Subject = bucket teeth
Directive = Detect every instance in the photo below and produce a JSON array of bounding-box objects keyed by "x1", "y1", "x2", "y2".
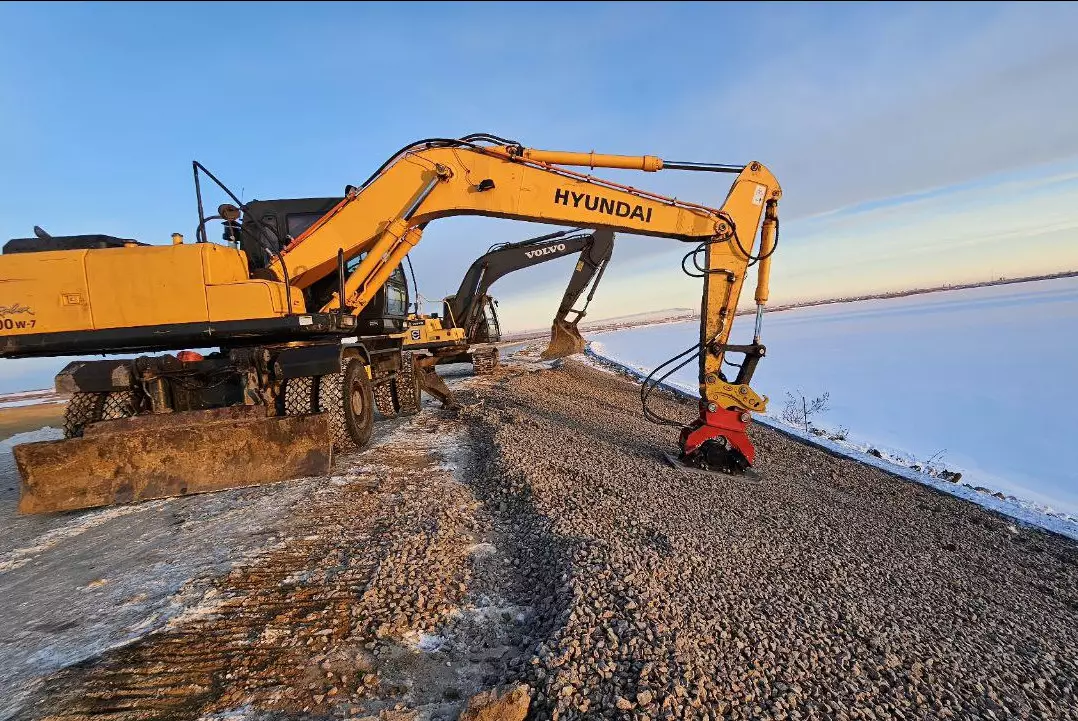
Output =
[{"x1": 540, "y1": 319, "x2": 587, "y2": 360}]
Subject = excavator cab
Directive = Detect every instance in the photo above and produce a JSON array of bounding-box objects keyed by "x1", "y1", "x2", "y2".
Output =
[{"x1": 239, "y1": 198, "x2": 410, "y2": 335}]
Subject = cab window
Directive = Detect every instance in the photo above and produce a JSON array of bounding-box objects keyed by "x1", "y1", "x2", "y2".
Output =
[
  {"x1": 386, "y1": 285, "x2": 407, "y2": 315},
  {"x1": 286, "y1": 212, "x2": 326, "y2": 240},
  {"x1": 346, "y1": 252, "x2": 367, "y2": 274}
]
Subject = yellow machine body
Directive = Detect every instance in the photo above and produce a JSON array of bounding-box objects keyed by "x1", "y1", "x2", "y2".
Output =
[
  {"x1": 0, "y1": 242, "x2": 303, "y2": 337},
  {"x1": 398, "y1": 314, "x2": 466, "y2": 349}
]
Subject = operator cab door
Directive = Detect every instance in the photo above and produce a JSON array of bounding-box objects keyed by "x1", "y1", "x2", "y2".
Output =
[
  {"x1": 240, "y1": 197, "x2": 340, "y2": 273},
  {"x1": 347, "y1": 254, "x2": 409, "y2": 334},
  {"x1": 472, "y1": 297, "x2": 501, "y2": 343}
]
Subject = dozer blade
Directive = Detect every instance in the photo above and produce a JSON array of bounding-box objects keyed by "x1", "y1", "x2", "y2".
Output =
[
  {"x1": 15, "y1": 406, "x2": 332, "y2": 515},
  {"x1": 540, "y1": 318, "x2": 587, "y2": 360}
]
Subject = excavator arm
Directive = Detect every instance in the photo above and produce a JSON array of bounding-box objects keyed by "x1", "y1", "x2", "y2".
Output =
[
  {"x1": 443, "y1": 227, "x2": 614, "y2": 354},
  {"x1": 539, "y1": 228, "x2": 614, "y2": 359},
  {"x1": 270, "y1": 136, "x2": 781, "y2": 472}
]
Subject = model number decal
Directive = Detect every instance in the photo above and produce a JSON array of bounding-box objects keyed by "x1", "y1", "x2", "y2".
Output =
[
  {"x1": 554, "y1": 188, "x2": 653, "y2": 223},
  {"x1": 0, "y1": 303, "x2": 34, "y2": 318},
  {"x1": 0, "y1": 304, "x2": 35, "y2": 332}
]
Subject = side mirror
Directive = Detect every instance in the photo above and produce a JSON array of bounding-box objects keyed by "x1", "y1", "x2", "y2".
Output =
[{"x1": 218, "y1": 204, "x2": 241, "y2": 222}]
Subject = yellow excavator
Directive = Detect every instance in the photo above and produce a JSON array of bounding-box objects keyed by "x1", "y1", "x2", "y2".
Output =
[{"x1": 0, "y1": 133, "x2": 780, "y2": 514}]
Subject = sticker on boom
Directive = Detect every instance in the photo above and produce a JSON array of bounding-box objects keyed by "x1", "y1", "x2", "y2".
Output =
[
  {"x1": 524, "y1": 243, "x2": 566, "y2": 259},
  {"x1": 554, "y1": 189, "x2": 653, "y2": 223}
]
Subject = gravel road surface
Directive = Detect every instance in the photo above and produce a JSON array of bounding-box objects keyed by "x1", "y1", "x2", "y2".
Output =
[{"x1": 3, "y1": 351, "x2": 1076, "y2": 720}]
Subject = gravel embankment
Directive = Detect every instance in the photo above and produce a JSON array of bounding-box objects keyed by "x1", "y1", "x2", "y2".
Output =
[
  {"x1": 7, "y1": 355, "x2": 1078, "y2": 720},
  {"x1": 461, "y1": 359, "x2": 1078, "y2": 720}
]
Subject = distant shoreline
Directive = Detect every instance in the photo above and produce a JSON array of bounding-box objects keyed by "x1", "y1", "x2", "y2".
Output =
[
  {"x1": 502, "y1": 270, "x2": 1078, "y2": 340},
  {"x1": 751, "y1": 269, "x2": 1078, "y2": 317}
]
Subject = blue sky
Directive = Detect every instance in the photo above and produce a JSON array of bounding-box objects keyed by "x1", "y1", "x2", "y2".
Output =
[{"x1": 1, "y1": 2, "x2": 1077, "y2": 388}]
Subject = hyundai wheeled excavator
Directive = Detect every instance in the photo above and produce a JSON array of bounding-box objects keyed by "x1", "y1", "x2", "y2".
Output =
[{"x1": 0, "y1": 133, "x2": 780, "y2": 514}]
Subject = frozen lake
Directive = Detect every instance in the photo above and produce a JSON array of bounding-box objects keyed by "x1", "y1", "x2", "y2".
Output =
[{"x1": 592, "y1": 277, "x2": 1078, "y2": 517}]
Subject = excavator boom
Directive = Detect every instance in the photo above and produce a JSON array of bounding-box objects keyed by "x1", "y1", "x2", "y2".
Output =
[{"x1": 270, "y1": 136, "x2": 781, "y2": 471}]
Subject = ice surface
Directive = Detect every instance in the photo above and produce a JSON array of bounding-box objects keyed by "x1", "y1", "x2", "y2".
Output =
[
  {"x1": 0, "y1": 426, "x2": 324, "y2": 720},
  {"x1": 592, "y1": 277, "x2": 1078, "y2": 519},
  {"x1": 0, "y1": 389, "x2": 63, "y2": 410}
]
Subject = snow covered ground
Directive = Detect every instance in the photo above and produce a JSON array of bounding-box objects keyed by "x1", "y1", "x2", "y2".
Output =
[
  {"x1": 0, "y1": 389, "x2": 65, "y2": 410},
  {"x1": 590, "y1": 276, "x2": 1078, "y2": 522}
]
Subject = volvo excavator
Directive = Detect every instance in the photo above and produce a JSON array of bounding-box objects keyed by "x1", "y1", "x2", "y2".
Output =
[
  {"x1": 444, "y1": 227, "x2": 614, "y2": 360},
  {"x1": 0, "y1": 133, "x2": 780, "y2": 514},
  {"x1": 407, "y1": 226, "x2": 615, "y2": 377}
]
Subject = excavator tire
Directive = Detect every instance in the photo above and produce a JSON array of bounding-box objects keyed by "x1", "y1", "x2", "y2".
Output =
[
  {"x1": 63, "y1": 392, "x2": 105, "y2": 438},
  {"x1": 101, "y1": 391, "x2": 137, "y2": 421},
  {"x1": 373, "y1": 379, "x2": 397, "y2": 419},
  {"x1": 472, "y1": 347, "x2": 499, "y2": 376},
  {"x1": 316, "y1": 369, "x2": 353, "y2": 452},
  {"x1": 344, "y1": 359, "x2": 374, "y2": 448},
  {"x1": 283, "y1": 376, "x2": 316, "y2": 416},
  {"x1": 317, "y1": 360, "x2": 373, "y2": 451},
  {"x1": 393, "y1": 352, "x2": 422, "y2": 416}
]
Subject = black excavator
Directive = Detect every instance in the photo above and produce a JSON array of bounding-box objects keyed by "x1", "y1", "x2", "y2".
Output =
[{"x1": 434, "y1": 227, "x2": 615, "y2": 367}]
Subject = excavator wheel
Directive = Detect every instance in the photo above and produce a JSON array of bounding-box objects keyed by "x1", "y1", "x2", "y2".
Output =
[
  {"x1": 283, "y1": 376, "x2": 316, "y2": 416},
  {"x1": 343, "y1": 360, "x2": 375, "y2": 448},
  {"x1": 101, "y1": 391, "x2": 137, "y2": 420},
  {"x1": 63, "y1": 392, "x2": 105, "y2": 438},
  {"x1": 393, "y1": 352, "x2": 422, "y2": 416},
  {"x1": 472, "y1": 347, "x2": 499, "y2": 376},
  {"x1": 62, "y1": 390, "x2": 134, "y2": 438},
  {"x1": 317, "y1": 359, "x2": 374, "y2": 452},
  {"x1": 316, "y1": 369, "x2": 353, "y2": 452},
  {"x1": 373, "y1": 379, "x2": 397, "y2": 419}
]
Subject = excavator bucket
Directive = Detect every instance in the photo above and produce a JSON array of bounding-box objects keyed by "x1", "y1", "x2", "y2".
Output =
[
  {"x1": 15, "y1": 406, "x2": 332, "y2": 515},
  {"x1": 540, "y1": 318, "x2": 587, "y2": 359}
]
